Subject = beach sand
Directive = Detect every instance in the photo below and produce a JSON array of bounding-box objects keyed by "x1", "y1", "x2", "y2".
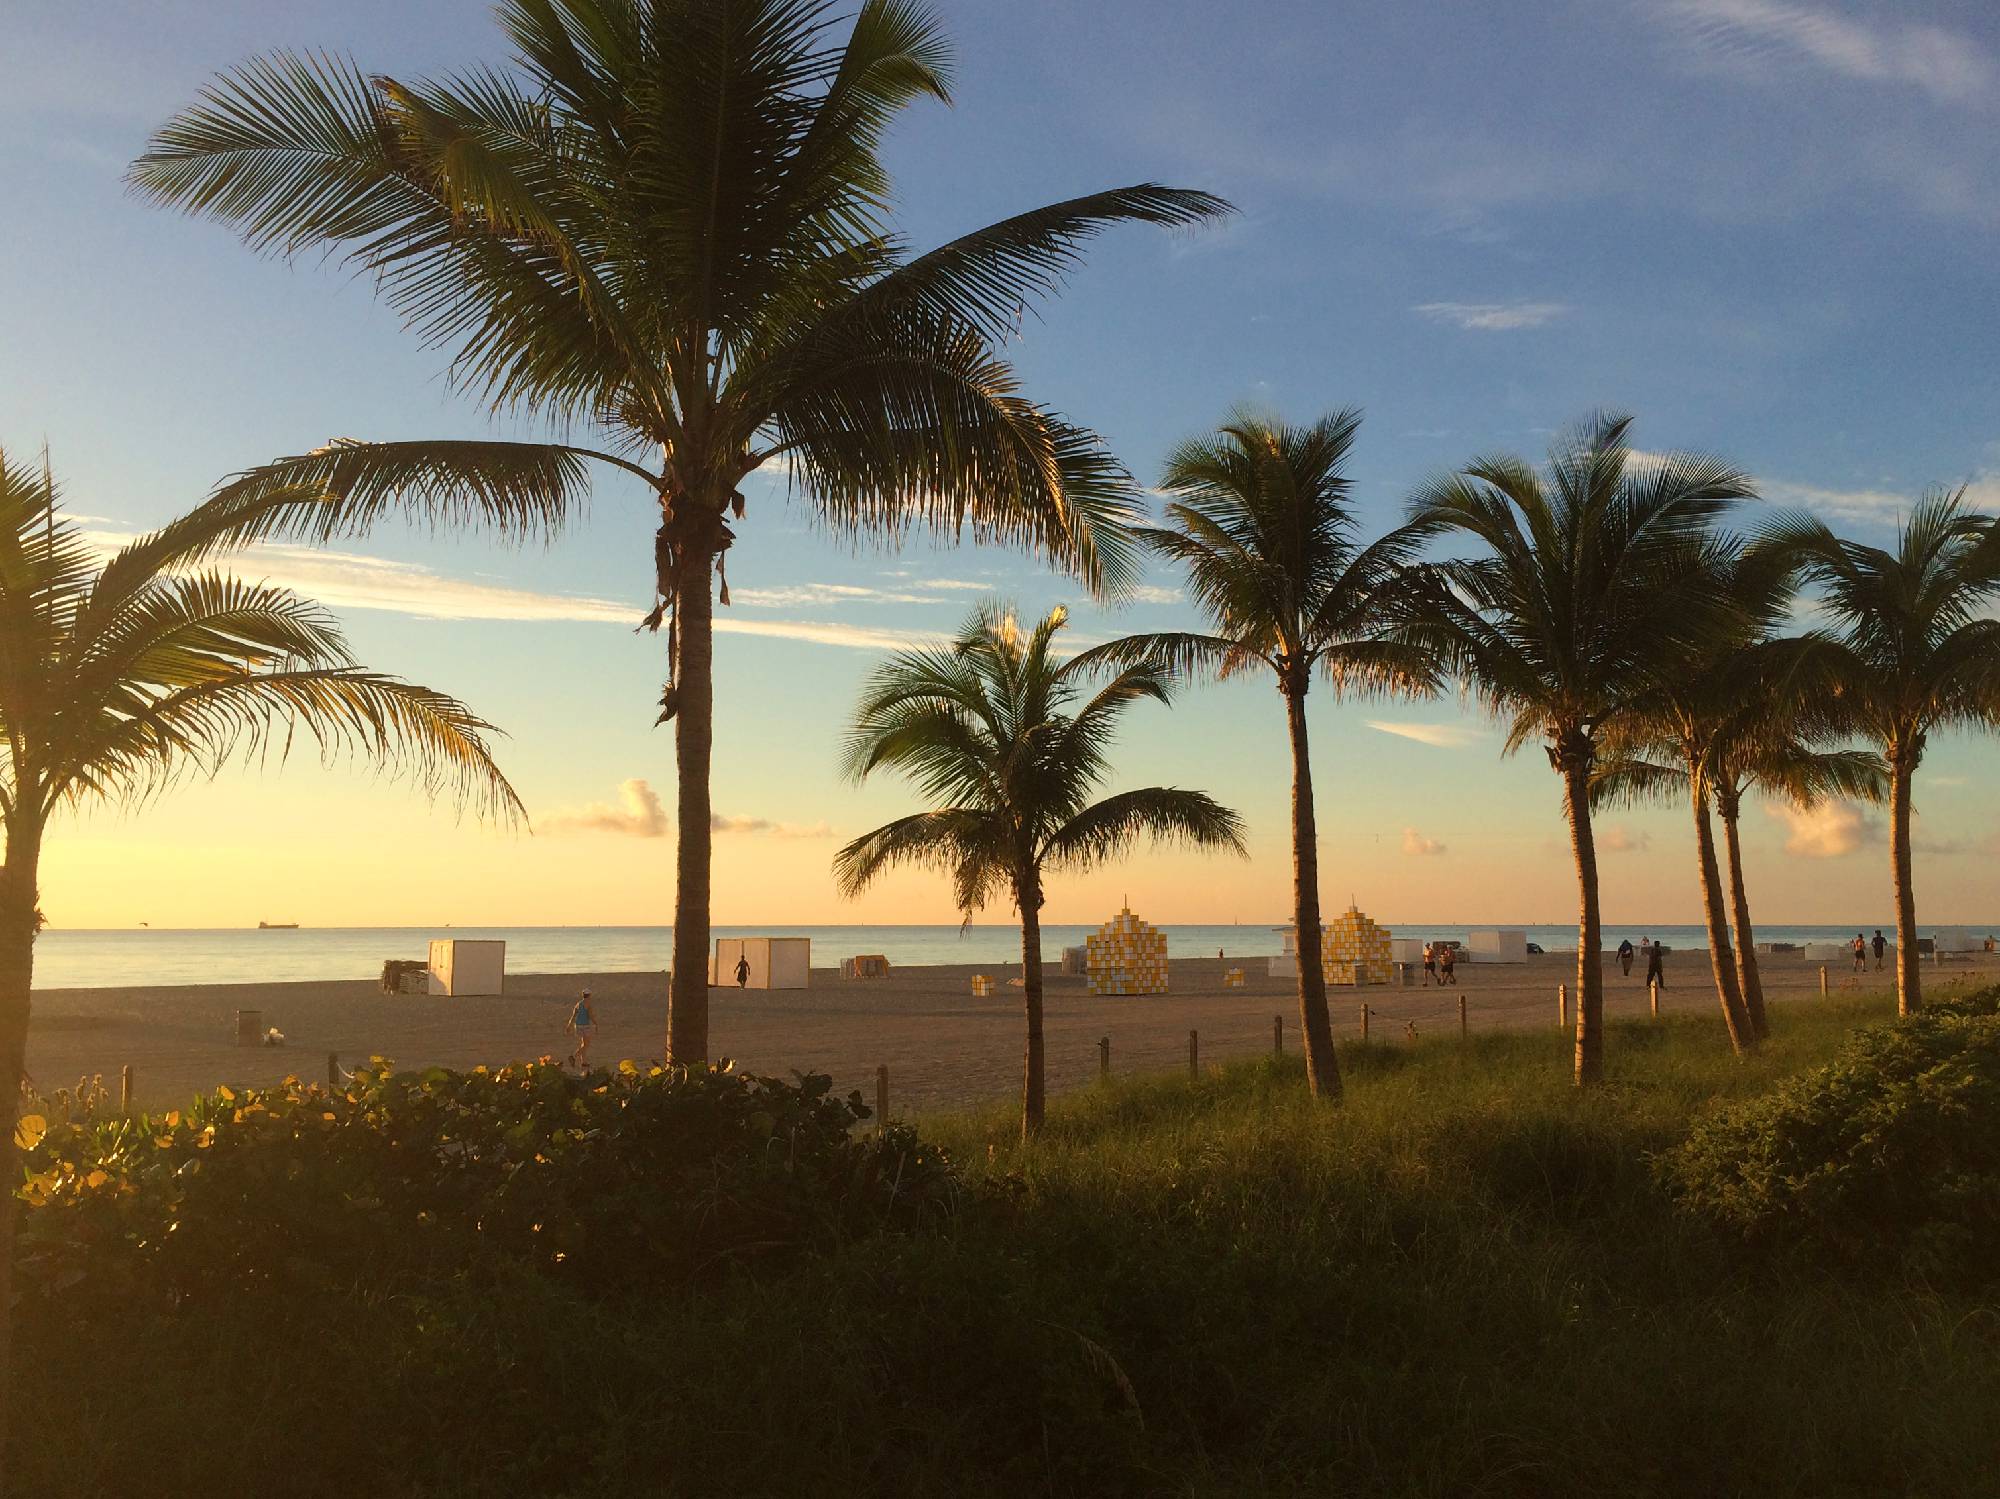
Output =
[{"x1": 27, "y1": 950, "x2": 1998, "y2": 1117}]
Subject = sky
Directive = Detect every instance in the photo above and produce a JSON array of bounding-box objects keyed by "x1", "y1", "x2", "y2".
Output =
[{"x1": 5, "y1": 0, "x2": 1999, "y2": 931}]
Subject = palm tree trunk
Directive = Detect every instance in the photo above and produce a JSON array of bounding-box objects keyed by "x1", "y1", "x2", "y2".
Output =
[
  {"x1": 1282, "y1": 681, "x2": 1341, "y2": 1102},
  {"x1": 1558, "y1": 742, "x2": 1605, "y2": 1087},
  {"x1": 1690, "y1": 777, "x2": 1753, "y2": 1053},
  {"x1": 1889, "y1": 746, "x2": 1921, "y2": 1016},
  {"x1": 0, "y1": 823, "x2": 45, "y2": 1462},
  {"x1": 1717, "y1": 793, "x2": 1768, "y2": 1039},
  {"x1": 1019, "y1": 871, "x2": 1046, "y2": 1139},
  {"x1": 667, "y1": 527, "x2": 718, "y2": 1065}
]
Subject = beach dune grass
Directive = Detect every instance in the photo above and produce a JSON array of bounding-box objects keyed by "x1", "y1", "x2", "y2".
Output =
[{"x1": 14, "y1": 997, "x2": 1999, "y2": 1497}]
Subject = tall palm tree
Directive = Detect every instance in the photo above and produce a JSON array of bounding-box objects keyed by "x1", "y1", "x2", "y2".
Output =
[
  {"x1": 1756, "y1": 491, "x2": 2000, "y2": 1014},
  {"x1": 130, "y1": 0, "x2": 1230, "y2": 1066},
  {"x1": 1072, "y1": 410, "x2": 1435, "y2": 1101},
  {"x1": 1402, "y1": 414, "x2": 1751, "y2": 1085},
  {"x1": 833, "y1": 603, "x2": 1244, "y2": 1137},
  {"x1": 0, "y1": 446, "x2": 518, "y2": 1457}
]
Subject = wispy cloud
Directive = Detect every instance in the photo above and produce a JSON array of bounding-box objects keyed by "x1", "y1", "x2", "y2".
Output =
[
  {"x1": 1597, "y1": 824, "x2": 1651, "y2": 854},
  {"x1": 542, "y1": 779, "x2": 670, "y2": 838},
  {"x1": 730, "y1": 581, "x2": 931, "y2": 607},
  {"x1": 542, "y1": 779, "x2": 836, "y2": 838},
  {"x1": 1928, "y1": 775, "x2": 1968, "y2": 788},
  {"x1": 1401, "y1": 827, "x2": 1447, "y2": 857},
  {"x1": 1125, "y1": 584, "x2": 1182, "y2": 605},
  {"x1": 1655, "y1": 0, "x2": 1995, "y2": 107},
  {"x1": 713, "y1": 618, "x2": 949, "y2": 652},
  {"x1": 1414, "y1": 300, "x2": 1568, "y2": 332},
  {"x1": 1759, "y1": 478, "x2": 1909, "y2": 525},
  {"x1": 1364, "y1": 720, "x2": 1484, "y2": 749},
  {"x1": 1764, "y1": 798, "x2": 1878, "y2": 857}
]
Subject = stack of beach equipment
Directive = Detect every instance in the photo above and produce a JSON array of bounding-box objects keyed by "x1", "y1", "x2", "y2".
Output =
[
  {"x1": 1322, "y1": 905, "x2": 1394, "y2": 986},
  {"x1": 970, "y1": 973, "x2": 996, "y2": 997},
  {"x1": 1223, "y1": 967, "x2": 1246, "y2": 988},
  {"x1": 1086, "y1": 907, "x2": 1169, "y2": 995},
  {"x1": 840, "y1": 954, "x2": 890, "y2": 979}
]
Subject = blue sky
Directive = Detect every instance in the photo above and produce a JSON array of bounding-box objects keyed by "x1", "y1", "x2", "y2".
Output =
[{"x1": 6, "y1": 0, "x2": 1998, "y2": 928}]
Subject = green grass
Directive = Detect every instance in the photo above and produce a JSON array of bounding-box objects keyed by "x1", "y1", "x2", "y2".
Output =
[{"x1": 16, "y1": 993, "x2": 2000, "y2": 1498}]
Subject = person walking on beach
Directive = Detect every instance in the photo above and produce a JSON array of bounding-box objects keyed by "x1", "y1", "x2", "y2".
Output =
[
  {"x1": 1617, "y1": 938, "x2": 1635, "y2": 978},
  {"x1": 1422, "y1": 942, "x2": 1437, "y2": 985},
  {"x1": 1852, "y1": 933, "x2": 1867, "y2": 973},
  {"x1": 1439, "y1": 944, "x2": 1457, "y2": 986},
  {"x1": 566, "y1": 989, "x2": 596, "y2": 1070},
  {"x1": 734, "y1": 953, "x2": 751, "y2": 988},
  {"x1": 1644, "y1": 939, "x2": 1665, "y2": 989},
  {"x1": 1872, "y1": 929, "x2": 1886, "y2": 971}
]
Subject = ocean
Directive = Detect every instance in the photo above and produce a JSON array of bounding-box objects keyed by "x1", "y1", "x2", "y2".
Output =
[{"x1": 33, "y1": 920, "x2": 1992, "y2": 990}]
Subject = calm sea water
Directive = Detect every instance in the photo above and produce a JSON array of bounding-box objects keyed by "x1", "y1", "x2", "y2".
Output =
[{"x1": 33, "y1": 920, "x2": 1992, "y2": 990}]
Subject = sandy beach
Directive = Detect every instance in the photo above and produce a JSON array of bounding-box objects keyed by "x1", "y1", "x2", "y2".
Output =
[{"x1": 27, "y1": 948, "x2": 1998, "y2": 1116}]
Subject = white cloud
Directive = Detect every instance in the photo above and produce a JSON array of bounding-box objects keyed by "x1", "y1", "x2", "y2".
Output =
[
  {"x1": 730, "y1": 581, "x2": 931, "y2": 607},
  {"x1": 1759, "y1": 478, "x2": 1909, "y2": 525},
  {"x1": 1763, "y1": 798, "x2": 1879, "y2": 857},
  {"x1": 1125, "y1": 584, "x2": 1182, "y2": 605},
  {"x1": 710, "y1": 814, "x2": 836, "y2": 839},
  {"x1": 1656, "y1": 0, "x2": 1994, "y2": 107},
  {"x1": 1929, "y1": 775, "x2": 1967, "y2": 788},
  {"x1": 542, "y1": 778, "x2": 670, "y2": 838},
  {"x1": 1413, "y1": 301, "x2": 1568, "y2": 332},
  {"x1": 712, "y1": 617, "x2": 949, "y2": 652},
  {"x1": 1364, "y1": 720, "x2": 1483, "y2": 749},
  {"x1": 1401, "y1": 826, "x2": 1446, "y2": 857},
  {"x1": 1597, "y1": 824, "x2": 1650, "y2": 854}
]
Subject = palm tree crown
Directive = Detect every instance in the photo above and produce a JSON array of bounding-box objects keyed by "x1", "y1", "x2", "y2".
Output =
[
  {"x1": 836, "y1": 603, "x2": 1243, "y2": 1134},
  {"x1": 1074, "y1": 409, "x2": 1436, "y2": 1100},
  {"x1": 1404, "y1": 412, "x2": 1753, "y2": 1083},
  {"x1": 130, "y1": 0, "x2": 1232, "y2": 1062}
]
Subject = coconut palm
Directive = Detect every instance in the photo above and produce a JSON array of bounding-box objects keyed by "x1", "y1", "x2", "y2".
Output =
[
  {"x1": 833, "y1": 603, "x2": 1244, "y2": 1137},
  {"x1": 1070, "y1": 410, "x2": 1436, "y2": 1101},
  {"x1": 0, "y1": 446, "x2": 518, "y2": 1455},
  {"x1": 1755, "y1": 491, "x2": 2000, "y2": 1014},
  {"x1": 1402, "y1": 414, "x2": 1751, "y2": 1085},
  {"x1": 131, "y1": 0, "x2": 1230, "y2": 1066}
]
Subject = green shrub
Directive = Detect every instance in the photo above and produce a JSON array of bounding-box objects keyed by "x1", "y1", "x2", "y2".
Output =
[
  {"x1": 12, "y1": 1058, "x2": 958, "y2": 1307},
  {"x1": 1666, "y1": 987, "x2": 2000, "y2": 1282}
]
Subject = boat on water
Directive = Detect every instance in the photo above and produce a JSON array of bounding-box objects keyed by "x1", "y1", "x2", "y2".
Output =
[{"x1": 257, "y1": 921, "x2": 300, "y2": 930}]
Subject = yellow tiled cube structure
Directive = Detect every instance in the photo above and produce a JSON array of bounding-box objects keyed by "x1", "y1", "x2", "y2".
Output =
[
  {"x1": 970, "y1": 974, "x2": 995, "y2": 997},
  {"x1": 1086, "y1": 907, "x2": 1168, "y2": 995},
  {"x1": 1322, "y1": 905, "x2": 1394, "y2": 985},
  {"x1": 1223, "y1": 967, "x2": 1246, "y2": 988}
]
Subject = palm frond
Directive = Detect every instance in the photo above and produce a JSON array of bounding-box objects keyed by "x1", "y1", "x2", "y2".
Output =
[{"x1": 1039, "y1": 787, "x2": 1245, "y2": 873}]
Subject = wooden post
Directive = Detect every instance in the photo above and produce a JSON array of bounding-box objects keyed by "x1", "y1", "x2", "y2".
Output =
[
  {"x1": 1458, "y1": 993, "x2": 1467, "y2": 1037},
  {"x1": 1818, "y1": 964, "x2": 1828, "y2": 998},
  {"x1": 875, "y1": 1063, "x2": 889, "y2": 1129},
  {"x1": 119, "y1": 1064, "x2": 133, "y2": 1117},
  {"x1": 1558, "y1": 983, "x2": 1569, "y2": 1029},
  {"x1": 1188, "y1": 1029, "x2": 1199, "y2": 1079},
  {"x1": 1649, "y1": 978, "x2": 1660, "y2": 1018},
  {"x1": 1098, "y1": 1035, "x2": 1110, "y2": 1078},
  {"x1": 1273, "y1": 1015, "x2": 1283, "y2": 1056},
  {"x1": 1360, "y1": 1003, "x2": 1370, "y2": 1042},
  {"x1": 327, "y1": 1051, "x2": 339, "y2": 1088}
]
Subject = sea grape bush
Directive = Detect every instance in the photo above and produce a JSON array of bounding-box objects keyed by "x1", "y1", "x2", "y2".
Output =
[
  {"x1": 1668, "y1": 986, "x2": 2000, "y2": 1283},
  {"x1": 11, "y1": 1058, "x2": 958, "y2": 1307}
]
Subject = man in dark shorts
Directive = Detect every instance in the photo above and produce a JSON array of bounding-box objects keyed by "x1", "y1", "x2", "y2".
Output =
[
  {"x1": 1872, "y1": 930, "x2": 1886, "y2": 971},
  {"x1": 1422, "y1": 943, "x2": 1437, "y2": 985},
  {"x1": 734, "y1": 953, "x2": 751, "y2": 987},
  {"x1": 1644, "y1": 939, "x2": 1665, "y2": 989}
]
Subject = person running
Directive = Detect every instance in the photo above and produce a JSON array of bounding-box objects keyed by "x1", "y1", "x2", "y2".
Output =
[
  {"x1": 734, "y1": 953, "x2": 751, "y2": 987},
  {"x1": 1872, "y1": 929, "x2": 1886, "y2": 971},
  {"x1": 1422, "y1": 942, "x2": 1437, "y2": 985},
  {"x1": 1617, "y1": 938, "x2": 1635, "y2": 977},
  {"x1": 1852, "y1": 933, "x2": 1867, "y2": 973},
  {"x1": 1644, "y1": 939, "x2": 1665, "y2": 989},
  {"x1": 1438, "y1": 944, "x2": 1457, "y2": 986},
  {"x1": 566, "y1": 989, "x2": 596, "y2": 1070}
]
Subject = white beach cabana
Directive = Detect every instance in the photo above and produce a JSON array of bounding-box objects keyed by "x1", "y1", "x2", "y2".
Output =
[
  {"x1": 710, "y1": 936, "x2": 811, "y2": 989},
  {"x1": 428, "y1": 938, "x2": 505, "y2": 996}
]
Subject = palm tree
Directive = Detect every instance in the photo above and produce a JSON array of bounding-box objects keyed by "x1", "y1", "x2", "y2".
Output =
[
  {"x1": 833, "y1": 603, "x2": 1244, "y2": 1137},
  {"x1": 1756, "y1": 491, "x2": 2000, "y2": 1014},
  {"x1": 1402, "y1": 414, "x2": 1751, "y2": 1085},
  {"x1": 130, "y1": 0, "x2": 1230, "y2": 1066},
  {"x1": 1071, "y1": 410, "x2": 1436, "y2": 1101},
  {"x1": 0, "y1": 446, "x2": 518, "y2": 1456}
]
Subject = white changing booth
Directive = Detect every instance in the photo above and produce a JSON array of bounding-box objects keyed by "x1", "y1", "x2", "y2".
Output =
[
  {"x1": 1467, "y1": 929, "x2": 1528, "y2": 964},
  {"x1": 428, "y1": 938, "x2": 505, "y2": 996},
  {"x1": 710, "y1": 936, "x2": 811, "y2": 990},
  {"x1": 1933, "y1": 927, "x2": 1979, "y2": 955}
]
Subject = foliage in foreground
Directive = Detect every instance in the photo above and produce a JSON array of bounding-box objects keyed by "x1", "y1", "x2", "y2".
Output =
[
  {"x1": 13, "y1": 999, "x2": 2000, "y2": 1498},
  {"x1": 1668, "y1": 985, "x2": 2000, "y2": 1283},
  {"x1": 12, "y1": 1059, "x2": 954, "y2": 1306}
]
